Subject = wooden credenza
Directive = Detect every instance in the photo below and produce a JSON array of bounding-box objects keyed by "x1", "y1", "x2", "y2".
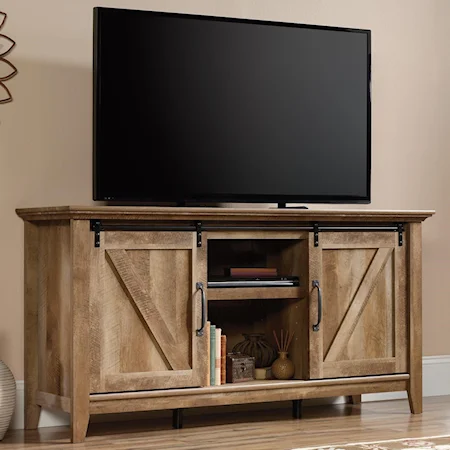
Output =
[{"x1": 16, "y1": 206, "x2": 434, "y2": 443}]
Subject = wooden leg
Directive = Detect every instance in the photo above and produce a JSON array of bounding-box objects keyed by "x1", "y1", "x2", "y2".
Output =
[
  {"x1": 173, "y1": 409, "x2": 183, "y2": 429},
  {"x1": 25, "y1": 403, "x2": 41, "y2": 430},
  {"x1": 407, "y1": 223, "x2": 423, "y2": 415},
  {"x1": 408, "y1": 382, "x2": 423, "y2": 414},
  {"x1": 346, "y1": 395, "x2": 362, "y2": 405},
  {"x1": 24, "y1": 222, "x2": 41, "y2": 430},
  {"x1": 71, "y1": 221, "x2": 92, "y2": 443},
  {"x1": 71, "y1": 411, "x2": 90, "y2": 444},
  {"x1": 292, "y1": 400, "x2": 302, "y2": 419}
]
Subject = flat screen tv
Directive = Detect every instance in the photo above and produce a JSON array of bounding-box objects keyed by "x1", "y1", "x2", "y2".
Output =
[{"x1": 93, "y1": 7, "x2": 371, "y2": 205}]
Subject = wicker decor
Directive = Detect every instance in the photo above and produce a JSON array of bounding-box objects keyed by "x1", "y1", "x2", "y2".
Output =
[
  {"x1": 0, "y1": 360, "x2": 15, "y2": 440},
  {"x1": 232, "y1": 334, "x2": 277, "y2": 368}
]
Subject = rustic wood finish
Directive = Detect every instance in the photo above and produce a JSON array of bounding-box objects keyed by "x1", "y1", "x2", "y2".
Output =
[
  {"x1": 71, "y1": 220, "x2": 91, "y2": 443},
  {"x1": 407, "y1": 223, "x2": 423, "y2": 414},
  {"x1": 23, "y1": 222, "x2": 41, "y2": 430},
  {"x1": 89, "y1": 375, "x2": 409, "y2": 414},
  {"x1": 16, "y1": 207, "x2": 433, "y2": 443},
  {"x1": 208, "y1": 286, "x2": 305, "y2": 301},
  {"x1": 35, "y1": 391, "x2": 71, "y2": 413},
  {"x1": 16, "y1": 206, "x2": 434, "y2": 223},
  {"x1": 90, "y1": 231, "x2": 207, "y2": 393},
  {"x1": 310, "y1": 232, "x2": 407, "y2": 379}
]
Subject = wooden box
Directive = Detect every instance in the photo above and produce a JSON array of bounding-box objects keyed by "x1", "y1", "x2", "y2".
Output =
[{"x1": 226, "y1": 353, "x2": 255, "y2": 383}]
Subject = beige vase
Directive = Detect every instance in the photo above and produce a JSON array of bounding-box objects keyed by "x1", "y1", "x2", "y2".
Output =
[{"x1": 0, "y1": 361, "x2": 16, "y2": 440}]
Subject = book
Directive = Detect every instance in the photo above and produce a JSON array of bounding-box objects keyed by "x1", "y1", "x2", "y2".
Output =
[
  {"x1": 226, "y1": 267, "x2": 278, "y2": 278},
  {"x1": 210, "y1": 325, "x2": 216, "y2": 386},
  {"x1": 215, "y1": 328, "x2": 221, "y2": 386},
  {"x1": 221, "y1": 335, "x2": 227, "y2": 384},
  {"x1": 205, "y1": 321, "x2": 211, "y2": 387}
]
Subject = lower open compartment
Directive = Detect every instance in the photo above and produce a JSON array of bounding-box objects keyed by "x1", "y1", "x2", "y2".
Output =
[{"x1": 208, "y1": 296, "x2": 309, "y2": 382}]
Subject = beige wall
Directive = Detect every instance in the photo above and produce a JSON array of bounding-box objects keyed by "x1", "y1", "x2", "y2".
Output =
[{"x1": 1, "y1": 0, "x2": 449, "y2": 379}]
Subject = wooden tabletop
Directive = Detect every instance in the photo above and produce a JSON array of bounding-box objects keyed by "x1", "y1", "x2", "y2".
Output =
[{"x1": 15, "y1": 206, "x2": 435, "y2": 223}]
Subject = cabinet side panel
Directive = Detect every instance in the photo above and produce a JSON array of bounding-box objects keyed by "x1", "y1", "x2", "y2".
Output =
[
  {"x1": 24, "y1": 221, "x2": 41, "y2": 429},
  {"x1": 37, "y1": 221, "x2": 72, "y2": 397},
  {"x1": 407, "y1": 223, "x2": 422, "y2": 413}
]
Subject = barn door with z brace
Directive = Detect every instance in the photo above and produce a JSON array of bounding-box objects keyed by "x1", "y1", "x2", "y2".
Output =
[
  {"x1": 89, "y1": 231, "x2": 208, "y2": 393},
  {"x1": 308, "y1": 231, "x2": 407, "y2": 379}
]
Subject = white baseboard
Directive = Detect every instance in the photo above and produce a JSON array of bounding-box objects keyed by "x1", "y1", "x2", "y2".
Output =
[{"x1": 10, "y1": 355, "x2": 450, "y2": 430}]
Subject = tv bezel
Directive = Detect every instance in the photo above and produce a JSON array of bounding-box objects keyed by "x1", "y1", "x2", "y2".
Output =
[{"x1": 93, "y1": 7, "x2": 372, "y2": 205}]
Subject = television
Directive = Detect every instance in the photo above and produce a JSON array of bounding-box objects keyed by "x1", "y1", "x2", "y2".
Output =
[{"x1": 93, "y1": 7, "x2": 371, "y2": 205}]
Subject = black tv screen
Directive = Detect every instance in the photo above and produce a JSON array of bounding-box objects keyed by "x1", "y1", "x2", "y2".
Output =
[{"x1": 93, "y1": 7, "x2": 371, "y2": 204}]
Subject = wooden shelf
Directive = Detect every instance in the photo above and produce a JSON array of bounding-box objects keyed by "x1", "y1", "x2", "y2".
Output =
[
  {"x1": 90, "y1": 374, "x2": 410, "y2": 402},
  {"x1": 208, "y1": 286, "x2": 306, "y2": 301}
]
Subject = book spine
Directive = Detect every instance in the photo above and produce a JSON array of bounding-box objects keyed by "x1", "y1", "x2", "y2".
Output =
[
  {"x1": 221, "y1": 335, "x2": 227, "y2": 384},
  {"x1": 215, "y1": 328, "x2": 221, "y2": 386},
  {"x1": 205, "y1": 321, "x2": 211, "y2": 387},
  {"x1": 210, "y1": 325, "x2": 216, "y2": 386}
]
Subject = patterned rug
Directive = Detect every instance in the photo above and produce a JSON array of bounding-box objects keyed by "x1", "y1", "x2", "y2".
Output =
[{"x1": 293, "y1": 435, "x2": 450, "y2": 450}]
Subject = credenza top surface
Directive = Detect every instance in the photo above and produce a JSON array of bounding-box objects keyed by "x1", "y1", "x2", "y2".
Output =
[{"x1": 16, "y1": 205, "x2": 435, "y2": 223}]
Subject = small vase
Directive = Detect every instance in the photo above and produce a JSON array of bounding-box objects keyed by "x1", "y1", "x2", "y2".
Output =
[
  {"x1": 0, "y1": 360, "x2": 16, "y2": 440},
  {"x1": 271, "y1": 351, "x2": 295, "y2": 380},
  {"x1": 232, "y1": 333, "x2": 277, "y2": 368}
]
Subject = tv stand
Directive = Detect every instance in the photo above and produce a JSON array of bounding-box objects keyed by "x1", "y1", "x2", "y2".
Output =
[
  {"x1": 277, "y1": 203, "x2": 309, "y2": 209},
  {"x1": 16, "y1": 205, "x2": 434, "y2": 443}
]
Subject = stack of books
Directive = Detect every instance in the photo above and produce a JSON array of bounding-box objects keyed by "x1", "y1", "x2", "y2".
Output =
[{"x1": 205, "y1": 322, "x2": 227, "y2": 386}]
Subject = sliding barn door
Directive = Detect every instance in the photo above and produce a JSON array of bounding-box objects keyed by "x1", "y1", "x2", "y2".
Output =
[
  {"x1": 89, "y1": 231, "x2": 208, "y2": 393},
  {"x1": 309, "y1": 232, "x2": 407, "y2": 379}
]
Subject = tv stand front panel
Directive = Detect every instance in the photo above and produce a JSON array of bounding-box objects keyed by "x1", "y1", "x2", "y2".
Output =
[{"x1": 16, "y1": 206, "x2": 434, "y2": 443}]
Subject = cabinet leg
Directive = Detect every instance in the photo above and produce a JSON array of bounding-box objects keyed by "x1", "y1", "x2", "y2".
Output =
[
  {"x1": 71, "y1": 411, "x2": 90, "y2": 444},
  {"x1": 173, "y1": 409, "x2": 184, "y2": 429},
  {"x1": 292, "y1": 400, "x2": 302, "y2": 419},
  {"x1": 346, "y1": 395, "x2": 362, "y2": 405},
  {"x1": 25, "y1": 403, "x2": 41, "y2": 430},
  {"x1": 407, "y1": 383, "x2": 423, "y2": 414}
]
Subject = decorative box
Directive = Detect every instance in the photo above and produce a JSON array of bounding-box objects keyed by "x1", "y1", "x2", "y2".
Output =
[{"x1": 226, "y1": 352, "x2": 255, "y2": 383}]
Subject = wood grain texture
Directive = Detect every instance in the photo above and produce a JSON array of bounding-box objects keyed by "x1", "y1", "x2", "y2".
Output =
[
  {"x1": 207, "y1": 230, "x2": 310, "y2": 240},
  {"x1": 312, "y1": 231, "x2": 409, "y2": 380},
  {"x1": 325, "y1": 248, "x2": 393, "y2": 362},
  {"x1": 23, "y1": 222, "x2": 41, "y2": 430},
  {"x1": 308, "y1": 233, "x2": 323, "y2": 379},
  {"x1": 407, "y1": 223, "x2": 423, "y2": 414},
  {"x1": 193, "y1": 234, "x2": 209, "y2": 387},
  {"x1": 321, "y1": 232, "x2": 396, "y2": 249},
  {"x1": 106, "y1": 249, "x2": 189, "y2": 371},
  {"x1": 70, "y1": 220, "x2": 91, "y2": 443},
  {"x1": 36, "y1": 391, "x2": 71, "y2": 413},
  {"x1": 3, "y1": 396, "x2": 449, "y2": 450},
  {"x1": 208, "y1": 287, "x2": 305, "y2": 301},
  {"x1": 104, "y1": 231, "x2": 193, "y2": 249},
  {"x1": 37, "y1": 222, "x2": 72, "y2": 398},
  {"x1": 89, "y1": 374, "x2": 408, "y2": 404},
  {"x1": 395, "y1": 243, "x2": 408, "y2": 373},
  {"x1": 15, "y1": 206, "x2": 435, "y2": 223},
  {"x1": 89, "y1": 377, "x2": 408, "y2": 414},
  {"x1": 322, "y1": 359, "x2": 397, "y2": 378},
  {"x1": 89, "y1": 231, "x2": 207, "y2": 394}
]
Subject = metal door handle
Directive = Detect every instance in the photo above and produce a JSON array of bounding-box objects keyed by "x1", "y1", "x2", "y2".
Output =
[
  {"x1": 312, "y1": 280, "x2": 322, "y2": 332},
  {"x1": 196, "y1": 282, "x2": 206, "y2": 336}
]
